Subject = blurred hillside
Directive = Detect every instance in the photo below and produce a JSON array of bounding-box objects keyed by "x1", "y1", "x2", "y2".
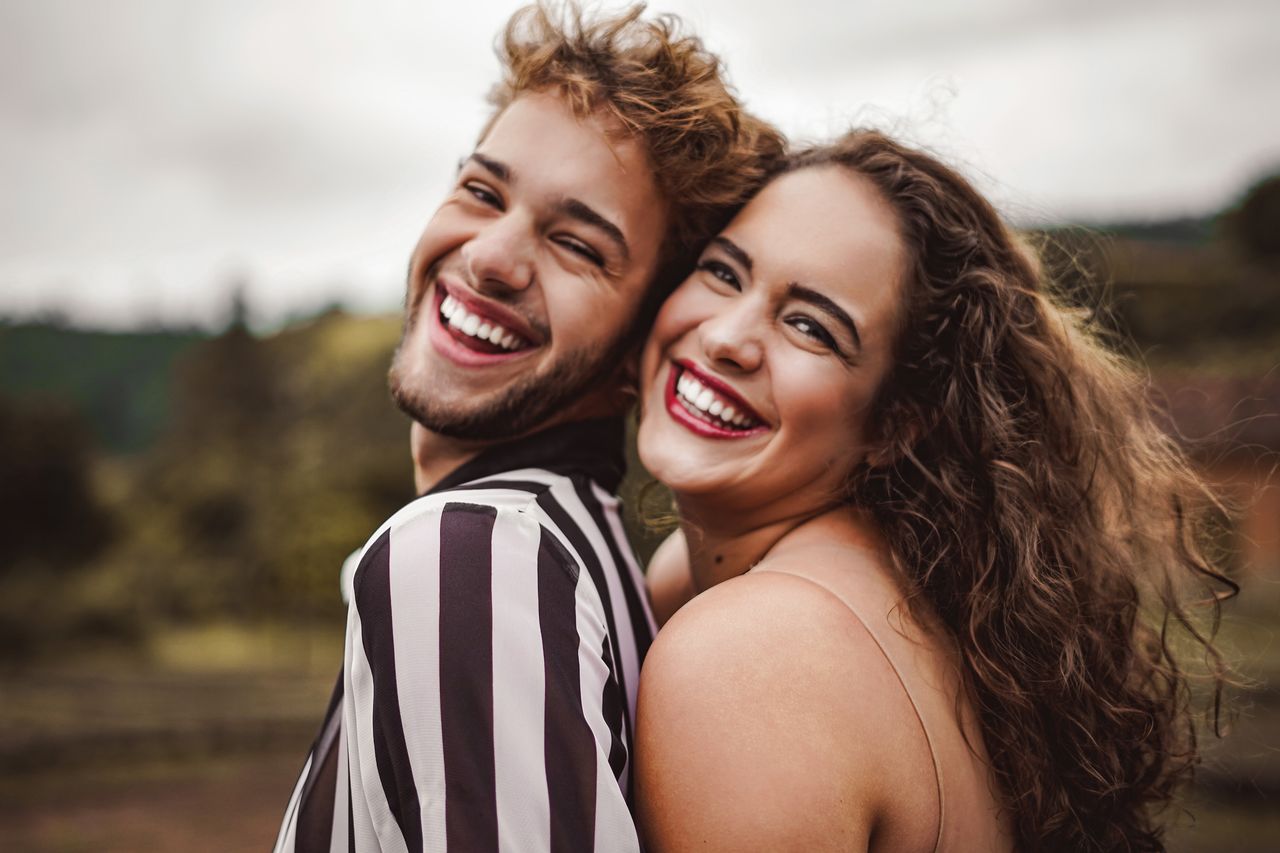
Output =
[
  {"x1": 0, "y1": 309, "x2": 412, "y2": 653},
  {"x1": 0, "y1": 322, "x2": 207, "y2": 454},
  {"x1": 1040, "y1": 173, "x2": 1280, "y2": 372}
]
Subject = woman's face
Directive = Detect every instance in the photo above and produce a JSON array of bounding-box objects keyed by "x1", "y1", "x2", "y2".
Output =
[{"x1": 637, "y1": 166, "x2": 906, "y2": 523}]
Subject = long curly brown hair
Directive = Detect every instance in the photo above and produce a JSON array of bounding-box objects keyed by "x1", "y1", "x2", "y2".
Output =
[{"x1": 785, "y1": 131, "x2": 1237, "y2": 852}]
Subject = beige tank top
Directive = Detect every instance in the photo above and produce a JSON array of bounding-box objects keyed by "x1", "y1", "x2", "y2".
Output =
[{"x1": 765, "y1": 557, "x2": 1015, "y2": 853}]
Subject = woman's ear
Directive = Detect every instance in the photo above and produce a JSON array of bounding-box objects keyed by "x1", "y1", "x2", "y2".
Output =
[{"x1": 863, "y1": 414, "x2": 922, "y2": 470}]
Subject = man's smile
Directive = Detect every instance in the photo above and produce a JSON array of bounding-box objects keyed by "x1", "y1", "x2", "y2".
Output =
[
  {"x1": 424, "y1": 278, "x2": 543, "y2": 367},
  {"x1": 439, "y1": 295, "x2": 527, "y2": 352}
]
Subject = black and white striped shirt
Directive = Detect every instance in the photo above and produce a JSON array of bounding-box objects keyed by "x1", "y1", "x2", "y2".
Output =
[{"x1": 275, "y1": 418, "x2": 656, "y2": 852}]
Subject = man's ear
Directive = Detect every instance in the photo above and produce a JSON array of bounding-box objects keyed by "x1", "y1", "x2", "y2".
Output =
[
  {"x1": 618, "y1": 349, "x2": 641, "y2": 401},
  {"x1": 591, "y1": 349, "x2": 641, "y2": 418}
]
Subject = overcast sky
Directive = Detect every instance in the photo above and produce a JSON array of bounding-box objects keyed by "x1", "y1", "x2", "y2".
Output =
[{"x1": 1, "y1": 0, "x2": 1277, "y2": 328}]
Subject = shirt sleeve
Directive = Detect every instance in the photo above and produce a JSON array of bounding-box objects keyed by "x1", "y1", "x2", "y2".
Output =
[
  {"x1": 341, "y1": 498, "x2": 640, "y2": 853},
  {"x1": 339, "y1": 545, "x2": 362, "y2": 605}
]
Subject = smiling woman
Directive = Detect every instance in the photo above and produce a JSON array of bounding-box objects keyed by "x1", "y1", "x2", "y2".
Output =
[
  {"x1": 640, "y1": 165, "x2": 903, "y2": 514},
  {"x1": 634, "y1": 131, "x2": 1236, "y2": 853}
]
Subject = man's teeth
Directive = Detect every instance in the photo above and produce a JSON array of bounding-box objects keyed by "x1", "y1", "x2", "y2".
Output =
[
  {"x1": 675, "y1": 371, "x2": 755, "y2": 429},
  {"x1": 440, "y1": 295, "x2": 523, "y2": 350}
]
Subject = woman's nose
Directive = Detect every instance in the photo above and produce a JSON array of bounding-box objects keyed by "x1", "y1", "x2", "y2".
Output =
[{"x1": 700, "y1": 309, "x2": 764, "y2": 373}]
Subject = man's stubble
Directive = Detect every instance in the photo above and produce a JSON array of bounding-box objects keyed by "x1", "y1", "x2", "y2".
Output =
[{"x1": 388, "y1": 284, "x2": 640, "y2": 442}]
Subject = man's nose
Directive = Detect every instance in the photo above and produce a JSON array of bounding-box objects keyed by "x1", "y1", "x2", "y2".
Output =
[{"x1": 460, "y1": 211, "x2": 536, "y2": 294}]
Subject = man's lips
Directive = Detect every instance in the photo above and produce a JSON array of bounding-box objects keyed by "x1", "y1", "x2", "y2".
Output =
[
  {"x1": 663, "y1": 360, "x2": 769, "y2": 439},
  {"x1": 435, "y1": 276, "x2": 543, "y2": 347},
  {"x1": 425, "y1": 280, "x2": 541, "y2": 366}
]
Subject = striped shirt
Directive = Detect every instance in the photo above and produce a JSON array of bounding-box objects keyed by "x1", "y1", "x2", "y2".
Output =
[{"x1": 274, "y1": 418, "x2": 656, "y2": 852}]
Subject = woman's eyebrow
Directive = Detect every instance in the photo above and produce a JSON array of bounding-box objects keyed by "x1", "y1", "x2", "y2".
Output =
[
  {"x1": 787, "y1": 282, "x2": 862, "y2": 350},
  {"x1": 711, "y1": 236, "x2": 753, "y2": 273}
]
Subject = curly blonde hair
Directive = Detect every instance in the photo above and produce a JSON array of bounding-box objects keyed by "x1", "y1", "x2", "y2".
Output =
[
  {"x1": 488, "y1": 3, "x2": 785, "y2": 315},
  {"x1": 785, "y1": 131, "x2": 1237, "y2": 852}
]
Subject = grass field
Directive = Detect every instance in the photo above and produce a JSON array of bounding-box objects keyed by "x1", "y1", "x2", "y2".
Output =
[{"x1": 1, "y1": 601, "x2": 1276, "y2": 852}]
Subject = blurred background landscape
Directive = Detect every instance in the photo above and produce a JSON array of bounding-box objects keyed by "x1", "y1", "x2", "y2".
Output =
[
  {"x1": 2, "y1": 175, "x2": 1279, "y2": 852},
  {"x1": 2, "y1": 0, "x2": 1278, "y2": 849}
]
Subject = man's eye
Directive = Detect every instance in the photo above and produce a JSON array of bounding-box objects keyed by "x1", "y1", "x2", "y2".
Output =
[
  {"x1": 786, "y1": 315, "x2": 838, "y2": 351},
  {"x1": 555, "y1": 236, "x2": 604, "y2": 267},
  {"x1": 464, "y1": 182, "x2": 501, "y2": 208},
  {"x1": 697, "y1": 260, "x2": 740, "y2": 290}
]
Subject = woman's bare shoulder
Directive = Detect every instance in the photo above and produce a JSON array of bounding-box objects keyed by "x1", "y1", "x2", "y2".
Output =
[{"x1": 637, "y1": 570, "x2": 938, "y2": 852}]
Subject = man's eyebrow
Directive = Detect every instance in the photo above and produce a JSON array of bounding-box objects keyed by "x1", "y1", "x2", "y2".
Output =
[
  {"x1": 711, "y1": 236, "x2": 753, "y2": 273},
  {"x1": 555, "y1": 197, "x2": 630, "y2": 263},
  {"x1": 787, "y1": 282, "x2": 862, "y2": 350},
  {"x1": 464, "y1": 152, "x2": 510, "y2": 182}
]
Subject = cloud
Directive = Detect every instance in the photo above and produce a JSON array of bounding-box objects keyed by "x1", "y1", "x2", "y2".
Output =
[{"x1": 1, "y1": 0, "x2": 1276, "y2": 326}]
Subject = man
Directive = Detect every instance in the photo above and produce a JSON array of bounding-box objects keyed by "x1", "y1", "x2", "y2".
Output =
[{"x1": 274, "y1": 4, "x2": 784, "y2": 851}]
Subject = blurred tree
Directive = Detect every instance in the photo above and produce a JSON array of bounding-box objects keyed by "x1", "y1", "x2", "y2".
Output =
[
  {"x1": 227, "y1": 281, "x2": 252, "y2": 332},
  {"x1": 0, "y1": 398, "x2": 112, "y2": 574},
  {"x1": 105, "y1": 309, "x2": 411, "y2": 624},
  {"x1": 1224, "y1": 173, "x2": 1280, "y2": 260}
]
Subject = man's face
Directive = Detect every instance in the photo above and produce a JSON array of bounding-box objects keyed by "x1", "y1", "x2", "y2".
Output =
[{"x1": 390, "y1": 91, "x2": 668, "y2": 441}]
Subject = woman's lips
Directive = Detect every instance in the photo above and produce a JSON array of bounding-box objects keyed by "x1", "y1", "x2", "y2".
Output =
[{"x1": 663, "y1": 360, "x2": 769, "y2": 440}]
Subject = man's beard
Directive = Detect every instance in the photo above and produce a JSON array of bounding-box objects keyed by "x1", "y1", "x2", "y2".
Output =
[{"x1": 389, "y1": 316, "x2": 635, "y2": 442}]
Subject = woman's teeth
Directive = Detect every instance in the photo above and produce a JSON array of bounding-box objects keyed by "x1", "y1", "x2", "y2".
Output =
[
  {"x1": 675, "y1": 371, "x2": 758, "y2": 429},
  {"x1": 440, "y1": 295, "x2": 525, "y2": 350}
]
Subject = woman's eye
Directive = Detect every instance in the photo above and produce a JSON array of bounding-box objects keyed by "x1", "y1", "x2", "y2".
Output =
[
  {"x1": 787, "y1": 315, "x2": 839, "y2": 351},
  {"x1": 555, "y1": 237, "x2": 604, "y2": 267},
  {"x1": 464, "y1": 182, "x2": 501, "y2": 208},
  {"x1": 697, "y1": 260, "x2": 740, "y2": 290}
]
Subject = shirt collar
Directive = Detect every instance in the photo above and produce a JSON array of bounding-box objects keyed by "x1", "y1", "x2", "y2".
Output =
[{"x1": 424, "y1": 416, "x2": 628, "y2": 497}]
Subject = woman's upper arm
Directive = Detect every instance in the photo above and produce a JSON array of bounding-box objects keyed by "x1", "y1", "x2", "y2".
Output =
[{"x1": 634, "y1": 572, "x2": 902, "y2": 852}]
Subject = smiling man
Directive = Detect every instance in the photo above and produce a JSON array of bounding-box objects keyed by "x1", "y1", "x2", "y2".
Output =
[{"x1": 273, "y1": 4, "x2": 783, "y2": 851}]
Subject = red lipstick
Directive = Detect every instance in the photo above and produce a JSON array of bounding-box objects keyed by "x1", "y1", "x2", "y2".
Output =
[{"x1": 663, "y1": 360, "x2": 769, "y2": 440}]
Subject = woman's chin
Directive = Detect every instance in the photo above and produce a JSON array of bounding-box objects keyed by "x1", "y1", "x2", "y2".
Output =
[
  {"x1": 639, "y1": 417, "x2": 754, "y2": 497},
  {"x1": 638, "y1": 452, "x2": 731, "y2": 503}
]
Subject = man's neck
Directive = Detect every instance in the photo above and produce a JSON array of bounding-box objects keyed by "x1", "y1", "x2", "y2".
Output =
[
  {"x1": 409, "y1": 384, "x2": 634, "y2": 494},
  {"x1": 411, "y1": 422, "x2": 488, "y2": 495}
]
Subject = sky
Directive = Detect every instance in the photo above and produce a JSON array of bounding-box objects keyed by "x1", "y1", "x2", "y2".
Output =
[{"x1": 1, "y1": 0, "x2": 1277, "y2": 329}]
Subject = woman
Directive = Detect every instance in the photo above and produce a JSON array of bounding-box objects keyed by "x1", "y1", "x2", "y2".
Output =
[{"x1": 633, "y1": 131, "x2": 1234, "y2": 852}]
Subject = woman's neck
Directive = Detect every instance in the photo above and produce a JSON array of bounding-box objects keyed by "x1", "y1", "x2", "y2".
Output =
[{"x1": 677, "y1": 497, "x2": 844, "y2": 594}]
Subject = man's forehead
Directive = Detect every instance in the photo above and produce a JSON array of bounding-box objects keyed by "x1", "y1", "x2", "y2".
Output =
[
  {"x1": 477, "y1": 94, "x2": 651, "y2": 195},
  {"x1": 475, "y1": 92, "x2": 666, "y2": 258}
]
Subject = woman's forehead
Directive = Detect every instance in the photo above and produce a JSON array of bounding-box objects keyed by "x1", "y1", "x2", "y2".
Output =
[{"x1": 726, "y1": 167, "x2": 906, "y2": 310}]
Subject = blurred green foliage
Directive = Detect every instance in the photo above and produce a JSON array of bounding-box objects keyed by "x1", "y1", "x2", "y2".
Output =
[
  {"x1": 0, "y1": 321, "x2": 206, "y2": 454},
  {"x1": 0, "y1": 309, "x2": 412, "y2": 653}
]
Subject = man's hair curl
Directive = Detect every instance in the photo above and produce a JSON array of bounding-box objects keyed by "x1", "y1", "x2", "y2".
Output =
[{"x1": 488, "y1": 2, "x2": 785, "y2": 316}]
